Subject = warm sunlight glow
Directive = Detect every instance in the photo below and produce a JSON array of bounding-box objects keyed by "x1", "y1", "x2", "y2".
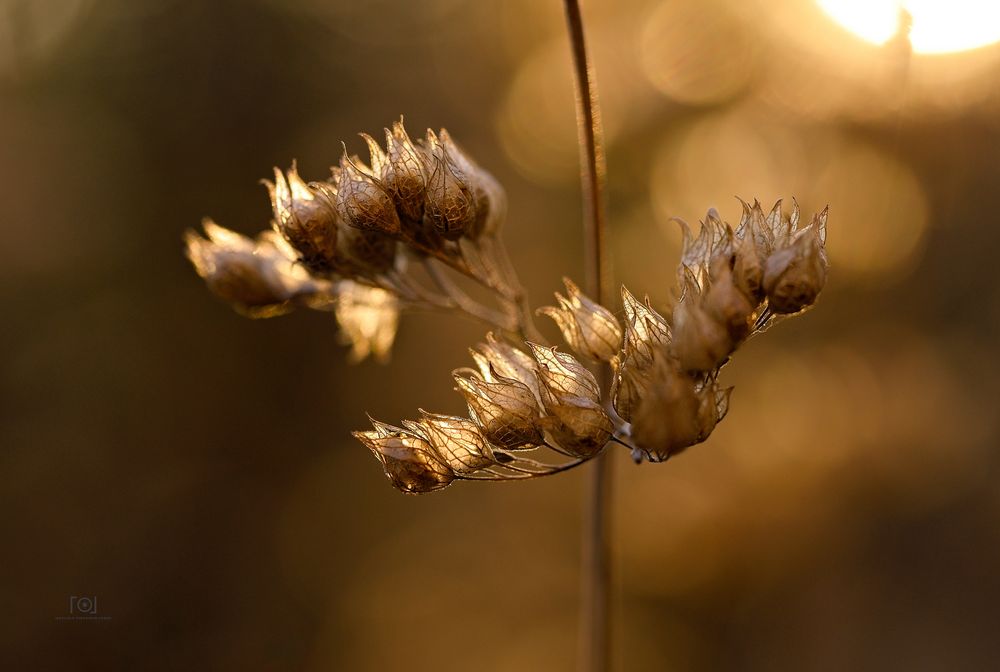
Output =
[{"x1": 818, "y1": 0, "x2": 1000, "y2": 54}]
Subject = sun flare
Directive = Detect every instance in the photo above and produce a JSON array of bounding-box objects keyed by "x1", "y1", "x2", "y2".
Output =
[{"x1": 818, "y1": 0, "x2": 1000, "y2": 54}]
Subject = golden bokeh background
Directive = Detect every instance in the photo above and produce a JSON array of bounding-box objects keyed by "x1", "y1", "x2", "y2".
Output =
[{"x1": 3, "y1": 0, "x2": 1000, "y2": 669}]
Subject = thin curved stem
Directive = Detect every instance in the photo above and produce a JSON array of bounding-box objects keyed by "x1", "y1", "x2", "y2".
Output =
[
  {"x1": 543, "y1": 439, "x2": 582, "y2": 459},
  {"x1": 421, "y1": 259, "x2": 518, "y2": 333},
  {"x1": 608, "y1": 434, "x2": 635, "y2": 451},
  {"x1": 563, "y1": 1, "x2": 613, "y2": 671},
  {"x1": 459, "y1": 457, "x2": 590, "y2": 481},
  {"x1": 401, "y1": 234, "x2": 515, "y2": 300},
  {"x1": 478, "y1": 233, "x2": 546, "y2": 343}
]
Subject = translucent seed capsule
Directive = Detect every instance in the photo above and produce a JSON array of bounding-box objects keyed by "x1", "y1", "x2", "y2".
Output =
[
  {"x1": 264, "y1": 163, "x2": 340, "y2": 273},
  {"x1": 335, "y1": 154, "x2": 401, "y2": 235},
  {"x1": 538, "y1": 278, "x2": 623, "y2": 362}
]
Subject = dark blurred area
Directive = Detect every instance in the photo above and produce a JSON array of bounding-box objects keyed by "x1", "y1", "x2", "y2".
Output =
[{"x1": 3, "y1": 0, "x2": 999, "y2": 669}]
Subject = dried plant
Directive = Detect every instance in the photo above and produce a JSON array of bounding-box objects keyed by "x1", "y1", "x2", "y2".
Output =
[
  {"x1": 188, "y1": 167, "x2": 828, "y2": 485},
  {"x1": 184, "y1": 2, "x2": 829, "y2": 669}
]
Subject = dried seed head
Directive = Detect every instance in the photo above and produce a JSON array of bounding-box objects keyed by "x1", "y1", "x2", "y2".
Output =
[
  {"x1": 542, "y1": 395, "x2": 613, "y2": 458},
  {"x1": 676, "y1": 209, "x2": 731, "y2": 290},
  {"x1": 415, "y1": 410, "x2": 496, "y2": 474},
  {"x1": 762, "y1": 210, "x2": 828, "y2": 314},
  {"x1": 703, "y1": 256, "x2": 754, "y2": 341},
  {"x1": 732, "y1": 231, "x2": 765, "y2": 303},
  {"x1": 422, "y1": 129, "x2": 477, "y2": 240},
  {"x1": 539, "y1": 277, "x2": 623, "y2": 362},
  {"x1": 336, "y1": 225, "x2": 397, "y2": 274},
  {"x1": 472, "y1": 333, "x2": 542, "y2": 402},
  {"x1": 382, "y1": 119, "x2": 427, "y2": 223},
  {"x1": 354, "y1": 424, "x2": 454, "y2": 494},
  {"x1": 527, "y1": 343, "x2": 601, "y2": 404},
  {"x1": 264, "y1": 163, "x2": 340, "y2": 273},
  {"x1": 334, "y1": 280, "x2": 399, "y2": 363},
  {"x1": 437, "y1": 128, "x2": 505, "y2": 238},
  {"x1": 609, "y1": 354, "x2": 648, "y2": 423},
  {"x1": 736, "y1": 198, "x2": 781, "y2": 260},
  {"x1": 335, "y1": 153, "x2": 401, "y2": 235},
  {"x1": 185, "y1": 220, "x2": 321, "y2": 318},
  {"x1": 630, "y1": 359, "x2": 730, "y2": 462},
  {"x1": 620, "y1": 286, "x2": 671, "y2": 369},
  {"x1": 359, "y1": 132, "x2": 388, "y2": 177},
  {"x1": 527, "y1": 343, "x2": 611, "y2": 458},
  {"x1": 671, "y1": 274, "x2": 735, "y2": 372},
  {"x1": 453, "y1": 368, "x2": 543, "y2": 450}
]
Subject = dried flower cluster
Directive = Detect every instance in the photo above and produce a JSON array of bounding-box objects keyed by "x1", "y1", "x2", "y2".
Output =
[
  {"x1": 185, "y1": 119, "x2": 828, "y2": 495},
  {"x1": 614, "y1": 200, "x2": 828, "y2": 463},
  {"x1": 186, "y1": 119, "x2": 531, "y2": 363},
  {"x1": 358, "y1": 199, "x2": 828, "y2": 492}
]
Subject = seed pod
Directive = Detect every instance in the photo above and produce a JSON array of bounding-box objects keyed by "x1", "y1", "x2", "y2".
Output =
[
  {"x1": 762, "y1": 214, "x2": 827, "y2": 314},
  {"x1": 732, "y1": 231, "x2": 765, "y2": 303},
  {"x1": 527, "y1": 343, "x2": 601, "y2": 403},
  {"x1": 454, "y1": 368, "x2": 543, "y2": 450},
  {"x1": 675, "y1": 209, "x2": 732, "y2": 292},
  {"x1": 336, "y1": 226, "x2": 397, "y2": 273},
  {"x1": 382, "y1": 120, "x2": 427, "y2": 223},
  {"x1": 354, "y1": 424, "x2": 454, "y2": 494},
  {"x1": 415, "y1": 410, "x2": 496, "y2": 474},
  {"x1": 630, "y1": 359, "x2": 730, "y2": 462},
  {"x1": 333, "y1": 280, "x2": 399, "y2": 363},
  {"x1": 423, "y1": 129, "x2": 477, "y2": 239},
  {"x1": 704, "y1": 257, "x2": 754, "y2": 341},
  {"x1": 359, "y1": 133, "x2": 388, "y2": 177},
  {"x1": 472, "y1": 333, "x2": 542, "y2": 402},
  {"x1": 438, "y1": 128, "x2": 505, "y2": 238},
  {"x1": 736, "y1": 198, "x2": 777, "y2": 261},
  {"x1": 527, "y1": 343, "x2": 611, "y2": 457},
  {"x1": 541, "y1": 394, "x2": 613, "y2": 458},
  {"x1": 620, "y1": 286, "x2": 671, "y2": 369},
  {"x1": 671, "y1": 274, "x2": 734, "y2": 372},
  {"x1": 185, "y1": 220, "x2": 320, "y2": 318},
  {"x1": 264, "y1": 163, "x2": 340, "y2": 273},
  {"x1": 609, "y1": 353, "x2": 651, "y2": 423},
  {"x1": 538, "y1": 277, "x2": 623, "y2": 362},
  {"x1": 335, "y1": 154, "x2": 401, "y2": 235}
]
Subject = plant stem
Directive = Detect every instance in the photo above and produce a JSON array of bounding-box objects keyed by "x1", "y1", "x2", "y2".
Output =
[
  {"x1": 563, "y1": 1, "x2": 608, "y2": 300},
  {"x1": 562, "y1": 1, "x2": 612, "y2": 671}
]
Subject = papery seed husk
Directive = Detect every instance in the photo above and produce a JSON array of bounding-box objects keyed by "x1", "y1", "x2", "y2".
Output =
[
  {"x1": 542, "y1": 395, "x2": 613, "y2": 458},
  {"x1": 383, "y1": 120, "x2": 427, "y2": 223},
  {"x1": 621, "y1": 287, "x2": 671, "y2": 368},
  {"x1": 762, "y1": 227, "x2": 827, "y2": 314},
  {"x1": 454, "y1": 372, "x2": 543, "y2": 450},
  {"x1": 561, "y1": 278, "x2": 623, "y2": 361},
  {"x1": 423, "y1": 130, "x2": 477, "y2": 239},
  {"x1": 704, "y1": 258, "x2": 754, "y2": 341},
  {"x1": 185, "y1": 223, "x2": 319, "y2": 318},
  {"x1": 476, "y1": 334, "x2": 541, "y2": 401},
  {"x1": 437, "y1": 128, "x2": 503, "y2": 239},
  {"x1": 528, "y1": 343, "x2": 601, "y2": 403},
  {"x1": 337, "y1": 226, "x2": 397, "y2": 273},
  {"x1": 354, "y1": 431, "x2": 454, "y2": 494},
  {"x1": 630, "y1": 361, "x2": 718, "y2": 462},
  {"x1": 671, "y1": 299, "x2": 734, "y2": 372},
  {"x1": 266, "y1": 166, "x2": 341, "y2": 272},
  {"x1": 732, "y1": 232, "x2": 765, "y2": 303},
  {"x1": 417, "y1": 410, "x2": 495, "y2": 474},
  {"x1": 335, "y1": 156, "x2": 402, "y2": 235},
  {"x1": 610, "y1": 355, "x2": 650, "y2": 423}
]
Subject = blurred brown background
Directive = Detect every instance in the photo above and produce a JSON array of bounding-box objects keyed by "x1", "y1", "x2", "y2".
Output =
[{"x1": 3, "y1": 0, "x2": 1000, "y2": 669}]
